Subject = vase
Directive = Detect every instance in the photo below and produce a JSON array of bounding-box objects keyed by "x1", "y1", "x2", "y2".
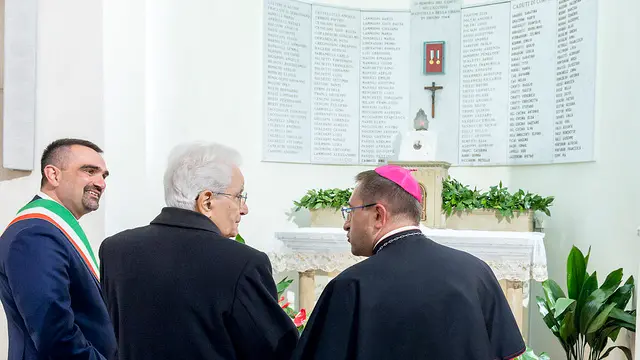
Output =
[
  {"x1": 309, "y1": 208, "x2": 344, "y2": 228},
  {"x1": 445, "y1": 209, "x2": 534, "y2": 232}
]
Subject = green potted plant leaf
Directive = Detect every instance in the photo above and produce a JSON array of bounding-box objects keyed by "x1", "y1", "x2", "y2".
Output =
[
  {"x1": 442, "y1": 177, "x2": 554, "y2": 232},
  {"x1": 515, "y1": 347, "x2": 551, "y2": 360},
  {"x1": 536, "y1": 246, "x2": 635, "y2": 360},
  {"x1": 235, "y1": 233, "x2": 245, "y2": 244},
  {"x1": 293, "y1": 188, "x2": 352, "y2": 227}
]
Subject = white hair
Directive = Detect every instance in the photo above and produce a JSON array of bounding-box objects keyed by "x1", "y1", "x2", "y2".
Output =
[{"x1": 163, "y1": 142, "x2": 242, "y2": 210}]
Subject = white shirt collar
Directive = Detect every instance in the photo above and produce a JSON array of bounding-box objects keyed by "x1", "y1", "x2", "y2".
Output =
[
  {"x1": 38, "y1": 191, "x2": 81, "y2": 219},
  {"x1": 37, "y1": 191, "x2": 65, "y2": 206},
  {"x1": 372, "y1": 225, "x2": 421, "y2": 250},
  {"x1": 37, "y1": 191, "x2": 55, "y2": 201}
]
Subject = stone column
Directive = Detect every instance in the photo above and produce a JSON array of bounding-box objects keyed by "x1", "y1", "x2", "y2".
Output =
[
  {"x1": 502, "y1": 280, "x2": 525, "y2": 341},
  {"x1": 299, "y1": 270, "x2": 316, "y2": 312}
]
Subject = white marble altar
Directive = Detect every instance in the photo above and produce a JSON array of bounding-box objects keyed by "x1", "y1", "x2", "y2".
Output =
[{"x1": 271, "y1": 225, "x2": 547, "y2": 281}]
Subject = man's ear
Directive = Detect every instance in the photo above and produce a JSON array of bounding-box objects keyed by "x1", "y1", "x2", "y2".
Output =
[
  {"x1": 195, "y1": 190, "x2": 214, "y2": 215},
  {"x1": 374, "y1": 204, "x2": 387, "y2": 228},
  {"x1": 43, "y1": 165, "x2": 62, "y2": 187}
]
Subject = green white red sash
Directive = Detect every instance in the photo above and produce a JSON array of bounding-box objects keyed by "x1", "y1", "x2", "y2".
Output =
[{"x1": 8, "y1": 198, "x2": 100, "y2": 282}]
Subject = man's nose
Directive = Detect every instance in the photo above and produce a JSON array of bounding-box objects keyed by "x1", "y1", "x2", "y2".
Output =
[
  {"x1": 343, "y1": 219, "x2": 350, "y2": 231},
  {"x1": 240, "y1": 202, "x2": 249, "y2": 215},
  {"x1": 94, "y1": 177, "x2": 106, "y2": 191}
]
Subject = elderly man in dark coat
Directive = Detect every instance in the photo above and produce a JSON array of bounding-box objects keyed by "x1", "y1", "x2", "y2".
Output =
[{"x1": 99, "y1": 142, "x2": 298, "y2": 360}]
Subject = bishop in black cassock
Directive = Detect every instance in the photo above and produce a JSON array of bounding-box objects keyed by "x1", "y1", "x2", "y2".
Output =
[{"x1": 292, "y1": 165, "x2": 525, "y2": 360}]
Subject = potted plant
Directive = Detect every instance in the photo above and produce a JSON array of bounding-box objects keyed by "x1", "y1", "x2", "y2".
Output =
[
  {"x1": 515, "y1": 347, "x2": 551, "y2": 360},
  {"x1": 276, "y1": 277, "x2": 307, "y2": 334},
  {"x1": 293, "y1": 188, "x2": 352, "y2": 227},
  {"x1": 442, "y1": 177, "x2": 554, "y2": 232},
  {"x1": 536, "y1": 246, "x2": 636, "y2": 360}
]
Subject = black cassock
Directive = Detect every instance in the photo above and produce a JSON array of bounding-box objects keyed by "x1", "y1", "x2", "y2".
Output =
[{"x1": 292, "y1": 229, "x2": 525, "y2": 360}]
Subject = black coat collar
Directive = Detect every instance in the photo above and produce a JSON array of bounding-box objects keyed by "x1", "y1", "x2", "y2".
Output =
[
  {"x1": 151, "y1": 207, "x2": 222, "y2": 235},
  {"x1": 372, "y1": 229, "x2": 423, "y2": 254}
]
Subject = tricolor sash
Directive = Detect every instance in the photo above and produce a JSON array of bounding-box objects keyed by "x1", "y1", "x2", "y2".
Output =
[{"x1": 8, "y1": 198, "x2": 100, "y2": 282}]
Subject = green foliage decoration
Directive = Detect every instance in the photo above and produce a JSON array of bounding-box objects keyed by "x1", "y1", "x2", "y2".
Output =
[
  {"x1": 442, "y1": 176, "x2": 554, "y2": 218},
  {"x1": 293, "y1": 188, "x2": 353, "y2": 211}
]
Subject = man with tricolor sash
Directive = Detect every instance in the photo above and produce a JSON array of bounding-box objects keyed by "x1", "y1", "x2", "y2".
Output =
[{"x1": 0, "y1": 139, "x2": 117, "y2": 360}]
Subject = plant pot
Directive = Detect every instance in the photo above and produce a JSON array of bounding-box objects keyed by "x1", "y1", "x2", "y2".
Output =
[
  {"x1": 309, "y1": 208, "x2": 344, "y2": 228},
  {"x1": 445, "y1": 209, "x2": 533, "y2": 232}
]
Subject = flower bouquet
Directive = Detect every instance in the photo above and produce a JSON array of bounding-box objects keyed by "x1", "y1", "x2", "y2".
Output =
[{"x1": 277, "y1": 277, "x2": 307, "y2": 333}]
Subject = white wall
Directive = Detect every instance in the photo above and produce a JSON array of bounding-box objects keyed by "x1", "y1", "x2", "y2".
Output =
[
  {"x1": 0, "y1": 0, "x2": 105, "y2": 245},
  {"x1": 139, "y1": 0, "x2": 396, "y2": 249},
  {"x1": 103, "y1": 0, "x2": 148, "y2": 234},
  {"x1": 0, "y1": 0, "x2": 105, "y2": 356},
  {"x1": 117, "y1": 0, "x2": 509, "y2": 252},
  {"x1": 515, "y1": 2, "x2": 640, "y2": 359}
]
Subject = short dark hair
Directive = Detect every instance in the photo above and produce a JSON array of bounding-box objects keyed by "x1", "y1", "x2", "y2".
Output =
[
  {"x1": 40, "y1": 138, "x2": 103, "y2": 187},
  {"x1": 354, "y1": 170, "x2": 422, "y2": 224}
]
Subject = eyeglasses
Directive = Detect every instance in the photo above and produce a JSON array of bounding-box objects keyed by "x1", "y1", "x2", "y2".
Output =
[
  {"x1": 213, "y1": 192, "x2": 248, "y2": 205},
  {"x1": 340, "y1": 203, "x2": 376, "y2": 220}
]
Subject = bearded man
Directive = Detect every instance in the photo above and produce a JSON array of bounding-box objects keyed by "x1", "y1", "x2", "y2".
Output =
[{"x1": 0, "y1": 138, "x2": 116, "y2": 360}]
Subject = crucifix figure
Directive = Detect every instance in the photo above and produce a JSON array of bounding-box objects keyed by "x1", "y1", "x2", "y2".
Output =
[{"x1": 424, "y1": 81, "x2": 444, "y2": 118}]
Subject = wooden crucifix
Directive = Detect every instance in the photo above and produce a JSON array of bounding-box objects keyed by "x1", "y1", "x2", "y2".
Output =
[{"x1": 424, "y1": 81, "x2": 444, "y2": 118}]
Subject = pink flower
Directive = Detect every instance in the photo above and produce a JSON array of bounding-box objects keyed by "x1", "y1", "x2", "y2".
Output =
[
  {"x1": 281, "y1": 302, "x2": 290, "y2": 309},
  {"x1": 293, "y1": 309, "x2": 307, "y2": 327}
]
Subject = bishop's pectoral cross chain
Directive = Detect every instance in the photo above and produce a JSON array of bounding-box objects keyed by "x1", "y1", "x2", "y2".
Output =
[{"x1": 424, "y1": 82, "x2": 444, "y2": 119}]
